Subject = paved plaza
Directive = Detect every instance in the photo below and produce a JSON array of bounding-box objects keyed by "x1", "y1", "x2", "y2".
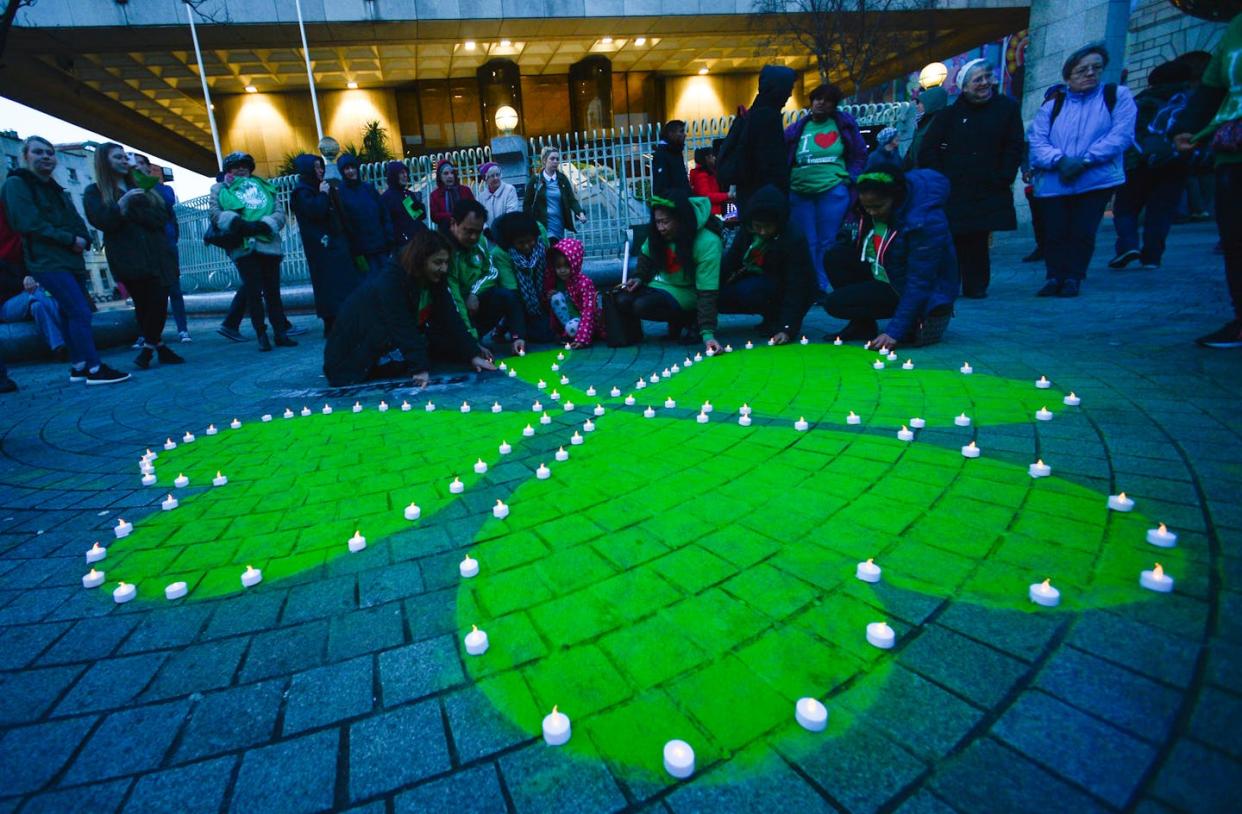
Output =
[{"x1": 0, "y1": 222, "x2": 1239, "y2": 814}]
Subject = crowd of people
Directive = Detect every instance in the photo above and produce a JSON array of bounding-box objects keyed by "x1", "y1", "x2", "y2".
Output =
[{"x1": 1, "y1": 22, "x2": 1238, "y2": 393}]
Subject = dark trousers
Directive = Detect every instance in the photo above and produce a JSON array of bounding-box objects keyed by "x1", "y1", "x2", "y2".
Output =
[
  {"x1": 718, "y1": 274, "x2": 778, "y2": 318},
  {"x1": 1026, "y1": 188, "x2": 1046, "y2": 247},
  {"x1": 32, "y1": 270, "x2": 100, "y2": 368},
  {"x1": 1217, "y1": 163, "x2": 1242, "y2": 320},
  {"x1": 167, "y1": 277, "x2": 187, "y2": 333},
  {"x1": 363, "y1": 252, "x2": 388, "y2": 276},
  {"x1": 471, "y1": 286, "x2": 526, "y2": 340},
  {"x1": 1040, "y1": 188, "x2": 1114, "y2": 282},
  {"x1": 953, "y1": 231, "x2": 991, "y2": 296},
  {"x1": 233, "y1": 253, "x2": 287, "y2": 335},
  {"x1": 821, "y1": 254, "x2": 899, "y2": 322},
  {"x1": 613, "y1": 287, "x2": 690, "y2": 332},
  {"x1": 125, "y1": 277, "x2": 169, "y2": 346},
  {"x1": 224, "y1": 284, "x2": 295, "y2": 333},
  {"x1": 1113, "y1": 164, "x2": 1189, "y2": 265}
]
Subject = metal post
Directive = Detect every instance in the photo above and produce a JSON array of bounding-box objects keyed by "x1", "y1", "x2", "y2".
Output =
[
  {"x1": 294, "y1": 0, "x2": 324, "y2": 142},
  {"x1": 183, "y1": 1, "x2": 224, "y2": 171}
]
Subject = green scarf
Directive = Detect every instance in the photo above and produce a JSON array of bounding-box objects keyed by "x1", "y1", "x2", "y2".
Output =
[{"x1": 218, "y1": 176, "x2": 277, "y2": 223}]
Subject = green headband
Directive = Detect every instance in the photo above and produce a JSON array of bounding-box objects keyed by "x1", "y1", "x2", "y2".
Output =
[
  {"x1": 858, "y1": 172, "x2": 896, "y2": 185},
  {"x1": 649, "y1": 195, "x2": 676, "y2": 209}
]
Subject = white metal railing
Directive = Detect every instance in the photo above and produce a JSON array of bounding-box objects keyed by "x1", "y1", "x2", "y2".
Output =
[{"x1": 174, "y1": 103, "x2": 912, "y2": 292}]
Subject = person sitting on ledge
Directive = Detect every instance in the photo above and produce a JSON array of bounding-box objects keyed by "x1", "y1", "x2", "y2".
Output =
[
  {"x1": 821, "y1": 168, "x2": 958, "y2": 350},
  {"x1": 717, "y1": 183, "x2": 816, "y2": 344},
  {"x1": 614, "y1": 189, "x2": 723, "y2": 353},
  {"x1": 323, "y1": 230, "x2": 495, "y2": 387}
]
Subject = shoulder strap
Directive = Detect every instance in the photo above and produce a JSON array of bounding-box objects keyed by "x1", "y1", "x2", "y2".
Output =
[
  {"x1": 1104, "y1": 83, "x2": 1117, "y2": 113},
  {"x1": 1049, "y1": 91, "x2": 1067, "y2": 126}
]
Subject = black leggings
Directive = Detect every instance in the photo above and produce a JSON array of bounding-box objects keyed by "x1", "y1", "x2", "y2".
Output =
[
  {"x1": 613, "y1": 287, "x2": 691, "y2": 328},
  {"x1": 233, "y1": 253, "x2": 287, "y2": 334},
  {"x1": 821, "y1": 249, "x2": 900, "y2": 322},
  {"x1": 953, "y1": 231, "x2": 991, "y2": 296},
  {"x1": 125, "y1": 277, "x2": 169, "y2": 346}
]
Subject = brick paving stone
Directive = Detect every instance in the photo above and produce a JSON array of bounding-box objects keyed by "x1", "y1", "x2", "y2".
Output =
[
  {"x1": 842, "y1": 666, "x2": 983, "y2": 760},
  {"x1": 499, "y1": 742, "x2": 627, "y2": 814},
  {"x1": 348, "y1": 699, "x2": 451, "y2": 800},
  {"x1": 0, "y1": 620, "x2": 68, "y2": 669},
  {"x1": 392, "y1": 764, "x2": 508, "y2": 814},
  {"x1": 329, "y1": 604, "x2": 405, "y2": 661},
  {"x1": 238, "y1": 620, "x2": 327, "y2": 683},
  {"x1": 118, "y1": 604, "x2": 212, "y2": 654},
  {"x1": 1188, "y1": 686, "x2": 1242, "y2": 760},
  {"x1": 282, "y1": 655, "x2": 374, "y2": 735},
  {"x1": 0, "y1": 715, "x2": 98, "y2": 795},
  {"x1": 0, "y1": 663, "x2": 82, "y2": 725},
  {"x1": 53, "y1": 652, "x2": 168, "y2": 715},
  {"x1": 61, "y1": 699, "x2": 190, "y2": 784},
  {"x1": 379, "y1": 634, "x2": 465, "y2": 706},
  {"x1": 928, "y1": 737, "x2": 1111, "y2": 814},
  {"x1": 202, "y1": 592, "x2": 285, "y2": 639},
  {"x1": 228, "y1": 729, "x2": 339, "y2": 814},
  {"x1": 897, "y1": 624, "x2": 1030, "y2": 709},
  {"x1": 892, "y1": 790, "x2": 960, "y2": 814},
  {"x1": 18, "y1": 778, "x2": 132, "y2": 814},
  {"x1": 667, "y1": 746, "x2": 835, "y2": 814},
  {"x1": 173, "y1": 680, "x2": 284, "y2": 762},
  {"x1": 444, "y1": 678, "x2": 541, "y2": 763},
  {"x1": 141, "y1": 637, "x2": 248, "y2": 701},
  {"x1": 37, "y1": 614, "x2": 139, "y2": 665},
  {"x1": 1149, "y1": 739, "x2": 1242, "y2": 814},
  {"x1": 122, "y1": 755, "x2": 236, "y2": 814}
]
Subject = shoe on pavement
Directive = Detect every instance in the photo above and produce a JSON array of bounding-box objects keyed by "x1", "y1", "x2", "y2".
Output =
[
  {"x1": 179, "y1": 331, "x2": 193, "y2": 343},
  {"x1": 283, "y1": 324, "x2": 308, "y2": 337},
  {"x1": 1195, "y1": 320, "x2": 1242, "y2": 348},
  {"x1": 1108, "y1": 249, "x2": 1140, "y2": 269},
  {"x1": 0, "y1": 376, "x2": 17, "y2": 393},
  {"x1": 157, "y1": 345, "x2": 185, "y2": 364},
  {"x1": 135, "y1": 347, "x2": 154, "y2": 369},
  {"x1": 1057, "y1": 279, "x2": 1081, "y2": 297},
  {"x1": 835, "y1": 319, "x2": 879, "y2": 342},
  {"x1": 85, "y1": 364, "x2": 131, "y2": 385},
  {"x1": 131, "y1": 336, "x2": 147, "y2": 349},
  {"x1": 257, "y1": 332, "x2": 273, "y2": 352},
  {"x1": 68, "y1": 366, "x2": 88, "y2": 383},
  {"x1": 1021, "y1": 247, "x2": 1044, "y2": 263},
  {"x1": 1140, "y1": 263, "x2": 1161, "y2": 271},
  {"x1": 217, "y1": 324, "x2": 245, "y2": 342},
  {"x1": 1036, "y1": 279, "x2": 1061, "y2": 297},
  {"x1": 273, "y1": 333, "x2": 298, "y2": 348}
]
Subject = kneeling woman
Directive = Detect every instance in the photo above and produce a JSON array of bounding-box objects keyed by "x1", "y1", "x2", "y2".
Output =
[
  {"x1": 323, "y1": 231, "x2": 496, "y2": 387},
  {"x1": 821, "y1": 169, "x2": 958, "y2": 350},
  {"x1": 615, "y1": 190, "x2": 723, "y2": 353}
]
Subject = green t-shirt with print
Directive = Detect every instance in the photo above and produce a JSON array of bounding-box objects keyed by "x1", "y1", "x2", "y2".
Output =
[{"x1": 791, "y1": 118, "x2": 850, "y2": 194}]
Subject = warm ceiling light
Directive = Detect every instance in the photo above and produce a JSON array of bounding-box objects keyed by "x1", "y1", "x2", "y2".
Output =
[
  {"x1": 500, "y1": 39, "x2": 511, "y2": 47},
  {"x1": 347, "y1": 81, "x2": 358, "y2": 89},
  {"x1": 245, "y1": 85, "x2": 257, "y2": 93},
  {"x1": 464, "y1": 41, "x2": 476, "y2": 50},
  {"x1": 634, "y1": 37, "x2": 647, "y2": 46},
  {"x1": 601, "y1": 37, "x2": 613, "y2": 44},
  {"x1": 698, "y1": 67, "x2": 709, "y2": 75}
]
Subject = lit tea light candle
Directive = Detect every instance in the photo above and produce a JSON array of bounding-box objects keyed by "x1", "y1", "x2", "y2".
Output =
[
  {"x1": 114, "y1": 519, "x2": 132, "y2": 538},
  {"x1": 352, "y1": 401, "x2": 363, "y2": 413},
  {"x1": 624, "y1": 395, "x2": 636, "y2": 406},
  {"x1": 557, "y1": 351, "x2": 565, "y2": 361},
  {"x1": 1028, "y1": 578, "x2": 1060, "y2": 607},
  {"x1": 161, "y1": 494, "x2": 179, "y2": 511},
  {"x1": 739, "y1": 404, "x2": 752, "y2": 416},
  {"x1": 1063, "y1": 392, "x2": 1081, "y2": 406},
  {"x1": 113, "y1": 581, "x2": 136, "y2": 604},
  {"x1": 586, "y1": 386, "x2": 596, "y2": 397},
  {"x1": 705, "y1": 348, "x2": 715, "y2": 357},
  {"x1": 856, "y1": 558, "x2": 881, "y2": 583},
  {"x1": 571, "y1": 431, "x2": 584, "y2": 445},
  {"x1": 205, "y1": 425, "x2": 217, "y2": 436},
  {"x1": 492, "y1": 498, "x2": 510, "y2": 519},
  {"x1": 86, "y1": 542, "x2": 107, "y2": 564},
  {"x1": 583, "y1": 420, "x2": 596, "y2": 433},
  {"x1": 378, "y1": 402, "x2": 388, "y2": 413},
  {"x1": 550, "y1": 363, "x2": 559, "y2": 372},
  {"x1": 1028, "y1": 459, "x2": 1052, "y2": 478},
  {"x1": 670, "y1": 364, "x2": 680, "y2": 374},
  {"x1": 845, "y1": 411, "x2": 860, "y2": 425},
  {"x1": 833, "y1": 336, "x2": 843, "y2": 346},
  {"x1": 401, "y1": 401, "x2": 412, "y2": 412},
  {"x1": 464, "y1": 625, "x2": 489, "y2": 655},
  {"x1": 449, "y1": 477, "x2": 464, "y2": 494},
  {"x1": 873, "y1": 360, "x2": 885, "y2": 370},
  {"x1": 795, "y1": 697, "x2": 828, "y2": 732},
  {"x1": 280, "y1": 409, "x2": 291, "y2": 419},
  {"x1": 664, "y1": 740, "x2": 695, "y2": 779},
  {"x1": 593, "y1": 405, "x2": 605, "y2": 417},
  {"x1": 499, "y1": 441, "x2": 512, "y2": 455},
  {"x1": 739, "y1": 415, "x2": 752, "y2": 427},
  {"x1": 897, "y1": 426, "x2": 914, "y2": 442},
  {"x1": 800, "y1": 336, "x2": 809, "y2": 345},
  {"x1": 954, "y1": 413, "x2": 972, "y2": 427},
  {"x1": 460, "y1": 401, "x2": 471, "y2": 414},
  {"x1": 549, "y1": 390, "x2": 561, "y2": 402},
  {"x1": 610, "y1": 387, "x2": 621, "y2": 397},
  {"x1": 902, "y1": 359, "x2": 914, "y2": 370},
  {"x1": 404, "y1": 502, "x2": 421, "y2": 520},
  {"x1": 887, "y1": 352, "x2": 897, "y2": 362},
  {"x1": 537, "y1": 379, "x2": 547, "y2": 390},
  {"x1": 745, "y1": 340, "x2": 754, "y2": 350},
  {"x1": 664, "y1": 397, "x2": 676, "y2": 409},
  {"x1": 563, "y1": 401, "x2": 575, "y2": 412},
  {"x1": 348, "y1": 530, "x2": 367, "y2": 553},
  {"x1": 164, "y1": 438, "x2": 177, "y2": 451},
  {"x1": 498, "y1": 361, "x2": 508, "y2": 371},
  {"x1": 866, "y1": 621, "x2": 895, "y2": 649},
  {"x1": 241, "y1": 565, "x2": 263, "y2": 588},
  {"x1": 539, "y1": 412, "x2": 551, "y2": 425},
  {"x1": 1140, "y1": 563, "x2": 1174, "y2": 593},
  {"x1": 322, "y1": 404, "x2": 333, "y2": 415},
  {"x1": 141, "y1": 472, "x2": 157, "y2": 487},
  {"x1": 143, "y1": 449, "x2": 157, "y2": 461},
  {"x1": 183, "y1": 431, "x2": 196, "y2": 443},
  {"x1": 1036, "y1": 376, "x2": 1051, "y2": 389},
  {"x1": 508, "y1": 369, "x2": 517, "y2": 378},
  {"x1": 697, "y1": 412, "x2": 709, "y2": 424},
  {"x1": 643, "y1": 407, "x2": 656, "y2": 419},
  {"x1": 231, "y1": 418, "x2": 242, "y2": 429},
  {"x1": 1107, "y1": 492, "x2": 1135, "y2": 511},
  {"x1": 174, "y1": 473, "x2": 189, "y2": 488},
  {"x1": 724, "y1": 344, "x2": 734, "y2": 353},
  {"x1": 794, "y1": 417, "x2": 809, "y2": 432},
  {"x1": 164, "y1": 581, "x2": 187, "y2": 600},
  {"x1": 300, "y1": 406, "x2": 311, "y2": 416},
  {"x1": 694, "y1": 353, "x2": 703, "y2": 362},
  {"x1": 662, "y1": 368, "x2": 672, "y2": 378},
  {"x1": 961, "y1": 441, "x2": 981, "y2": 458},
  {"x1": 910, "y1": 417, "x2": 925, "y2": 429},
  {"x1": 426, "y1": 401, "x2": 437, "y2": 412},
  {"x1": 1147, "y1": 523, "x2": 1177, "y2": 548},
  {"x1": 212, "y1": 471, "x2": 228, "y2": 487},
  {"x1": 542, "y1": 706, "x2": 572, "y2": 746},
  {"x1": 473, "y1": 459, "x2": 488, "y2": 474},
  {"x1": 461, "y1": 553, "x2": 480, "y2": 577},
  {"x1": 559, "y1": 375, "x2": 570, "y2": 385},
  {"x1": 683, "y1": 357, "x2": 693, "y2": 367},
  {"x1": 555, "y1": 447, "x2": 569, "y2": 461},
  {"x1": 960, "y1": 362, "x2": 973, "y2": 374},
  {"x1": 636, "y1": 379, "x2": 647, "y2": 390},
  {"x1": 1035, "y1": 406, "x2": 1053, "y2": 421},
  {"x1": 82, "y1": 568, "x2": 105, "y2": 589},
  {"x1": 523, "y1": 424, "x2": 535, "y2": 437},
  {"x1": 536, "y1": 463, "x2": 551, "y2": 480},
  {"x1": 532, "y1": 401, "x2": 543, "y2": 412}
]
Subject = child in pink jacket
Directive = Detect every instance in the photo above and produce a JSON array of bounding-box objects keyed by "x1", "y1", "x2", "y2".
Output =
[{"x1": 543, "y1": 238, "x2": 603, "y2": 348}]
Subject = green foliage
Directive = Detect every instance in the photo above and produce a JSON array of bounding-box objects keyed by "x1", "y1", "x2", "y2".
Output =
[{"x1": 358, "y1": 120, "x2": 394, "y2": 164}]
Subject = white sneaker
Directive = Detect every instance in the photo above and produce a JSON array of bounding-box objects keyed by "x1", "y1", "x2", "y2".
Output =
[
  {"x1": 179, "y1": 331, "x2": 193, "y2": 343},
  {"x1": 131, "y1": 336, "x2": 146, "y2": 349}
]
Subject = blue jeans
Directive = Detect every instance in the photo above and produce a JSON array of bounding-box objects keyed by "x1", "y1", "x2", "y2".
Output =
[
  {"x1": 167, "y1": 278, "x2": 188, "y2": 333},
  {"x1": 1040, "y1": 188, "x2": 1114, "y2": 282},
  {"x1": 790, "y1": 184, "x2": 852, "y2": 292},
  {"x1": 31, "y1": 271, "x2": 99, "y2": 367},
  {"x1": 718, "y1": 274, "x2": 778, "y2": 317},
  {"x1": 1, "y1": 290, "x2": 65, "y2": 350},
  {"x1": 1113, "y1": 164, "x2": 1189, "y2": 265}
]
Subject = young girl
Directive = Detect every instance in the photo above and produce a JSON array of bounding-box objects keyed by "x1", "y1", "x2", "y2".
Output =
[{"x1": 543, "y1": 238, "x2": 601, "y2": 348}]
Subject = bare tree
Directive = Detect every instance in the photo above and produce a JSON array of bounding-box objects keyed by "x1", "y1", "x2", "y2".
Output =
[
  {"x1": 752, "y1": 0, "x2": 939, "y2": 95},
  {"x1": 0, "y1": 0, "x2": 36, "y2": 64}
]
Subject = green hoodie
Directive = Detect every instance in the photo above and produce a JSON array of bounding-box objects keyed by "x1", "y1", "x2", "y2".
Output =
[
  {"x1": 446, "y1": 234, "x2": 498, "y2": 339},
  {"x1": 639, "y1": 196, "x2": 722, "y2": 339}
]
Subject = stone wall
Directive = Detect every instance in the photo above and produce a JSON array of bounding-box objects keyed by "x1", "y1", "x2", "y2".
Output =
[{"x1": 1124, "y1": 0, "x2": 1227, "y2": 92}]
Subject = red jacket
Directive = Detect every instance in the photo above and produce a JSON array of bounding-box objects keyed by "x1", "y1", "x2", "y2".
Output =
[
  {"x1": 428, "y1": 160, "x2": 476, "y2": 229},
  {"x1": 689, "y1": 166, "x2": 730, "y2": 216}
]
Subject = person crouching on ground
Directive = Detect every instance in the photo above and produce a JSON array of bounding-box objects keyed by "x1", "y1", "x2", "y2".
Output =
[
  {"x1": 323, "y1": 230, "x2": 495, "y2": 387},
  {"x1": 445, "y1": 199, "x2": 527, "y2": 356},
  {"x1": 717, "y1": 184, "x2": 816, "y2": 344},
  {"x1": 489, "y1": 211, "x2": 557, "y2": 343},
  {"x1": 821, "y1": 169, "x2": 958, "y2": 350},
  {"x1": 544, "y1": 238, "x2": 602, "y2": 349},
  {"x1": 614, "y1": 190, "x2": 723, "y2": 353}
]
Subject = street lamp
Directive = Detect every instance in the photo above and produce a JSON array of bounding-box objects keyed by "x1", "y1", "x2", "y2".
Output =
[
  {"x1": 918, "y1": 62, "x2": 948, "y2": 89},
  {"x1": 494, "y1": 105, "x2": 519, "y2": 135}
]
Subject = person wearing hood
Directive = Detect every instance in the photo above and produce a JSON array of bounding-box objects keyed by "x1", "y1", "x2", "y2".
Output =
[
  {"x1": 690, "y1": 144, "x2": 733, "y2": 217},
  {"x1": 379, "y1": 160, "x2": 427, "y2": 248},
  {"x1": 821, "y1": 168, "x2": 958, "y2": 349},
  {"x1": 429, "y1": 160, "x2": 475, "y2": 231},
  {"x1": 904, "y1": 86, "x2": 948, "y2": 170},
  {"x1": 290, "y1": 154, "x2": 362, "y2": 335},
  {"x1": 918, "y1": 59, "x2": 1024, "y2": 299},
  {"x1": 475, "y1": 162, "x2": 520, "y2": 229},
  {"x1": 323, "y1": 230, "x2": 494, "y2": 387},
  {"x1": 652, "y1": 120, "x2": 691, "y2": 196},
  {"x1": 615, "y1": 190, "x2": 723, "y2": 352},
  {"x1": 490, "y1": 211, "x2": 557, "y2": 343},
  {"x1": 718, "y1": 184, "x2": 816, "y2": 343},
  {"x1": 865, "y1": 127, "x2": 904, "y2": 173},
  {"x1": 2, "y1": 135, "x2": 129, "y2": 384},
  {"x1": 335, "y1": 153, "x2": 392, "y2": 275},
  {"x1": 543, "y1": 238, "x2": 602, "y2": 348},
  {"x1": 785, "y1": 82, "x2": 868, "y2": 294},
  {"x1": 1029, "y1": 43, "x2": 1137, "y2": 297},
  {"x1": 445, "y1": 198, "x2": 526, "y2": 355},
  {"x1": 524, "y1": 146, "x2": 586, "y2": 240},
  {"x1": 737, "y1": 65, "x2": 796, "y2": 207},
  {"x1": 209, "y1": 150, "x2": 295, "y2": 351}
]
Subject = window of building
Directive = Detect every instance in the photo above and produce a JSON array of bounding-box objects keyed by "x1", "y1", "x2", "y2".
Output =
[{"x1": 520, "y1": 76, "x2": 573, "y2": 139}]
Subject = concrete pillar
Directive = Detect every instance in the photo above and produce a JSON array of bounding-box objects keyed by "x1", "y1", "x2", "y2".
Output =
[{"x1": 1021, "y1": 0, "x2": 1132, "y2": 122}]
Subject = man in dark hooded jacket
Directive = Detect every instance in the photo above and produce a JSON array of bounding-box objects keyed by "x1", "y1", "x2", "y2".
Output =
[
  {"x1": 651, "y1": 120, "x2": 690, "y2": 196},
  {"x1": 737, "y1": 65, "x2": 796, "y2": 207},
  {"x1": 904, "y1": 86, "x2": 948, "y2": 170},
  {"x1": 379, "y1": 160, "x2": 427, "y2": 248},
  {"x1": 335, "y1": 154, "x2": 393, "y2": 275},
  {"x1": 718, "y1": 184, "x2": 816, "y2": 342},
  {"x1": 290, "y1": 154, "x2": 362, "y2": 334}
]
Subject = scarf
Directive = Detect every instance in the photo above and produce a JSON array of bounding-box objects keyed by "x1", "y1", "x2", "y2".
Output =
[
  {"x1": 509, "y1": 240, "x2": 547, "y2": 319},
  {"x1": 217, "y1": 176, "x2": 277, "y2": 222}
]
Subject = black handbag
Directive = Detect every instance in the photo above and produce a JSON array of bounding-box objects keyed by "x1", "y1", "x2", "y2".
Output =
[
  {"x1": 602, "y1": 288, "x2": 642, "y2": 348},
  {"x1": 203, "y1": 219, "x2": 241, "y2": 251}
]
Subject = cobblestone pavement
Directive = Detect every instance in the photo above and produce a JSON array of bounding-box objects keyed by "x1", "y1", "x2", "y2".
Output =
[{"x1": 0, "y1": 222, "x2": 1239, "y2": 814}]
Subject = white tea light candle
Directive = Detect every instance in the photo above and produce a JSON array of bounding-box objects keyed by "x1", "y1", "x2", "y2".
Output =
[
  {"x1": 164, "y1": 581, "x2": 187, "y2": 600},
  {"x1": 795, "y1": 697, "x2": 828, "y2": 732},
  {"x1": 954, "y1": 413, "x2": 971, "y2": 427},
  {"x1": 464, "y1": 625, "x2": 489, "y2": 655},
  {"x1": 82, "y1": 568, "x2": 105, "y2": 589},
  {"x1": 663, "y1": 740, "x2": 695, "y2": 779},
  {"x1": 961, "y1": 441, "x2": 981, "y2": 458},
  {"x1": 161, "y1": 494, "x2": 178, "y2": 511},
  {"x1": 113, "y1": 582, "x2": 136, "y2": 604},
  {"x1": 856, "y1": 559, "x2": 882, "y2": 583},
  {"x1": 866, "y1": 622, "x2": 895, "y2": 649},
  {"x1": 1107, "y1": 493, "x2": 1135, "y2": 512},
  {"x1": 449, "y1": 477, "x2": 464, "y2": 494},
  {"x1": 1028, "y1": 460, "x2": 1052, "y2": 478},
  {"x1": 348, "y1": 531, "x2": 367, "y2": 553},
  {"x1": 542, "y1": 706, "x2": 572, "y2": 746},
  {"x1": 212, "y1": 472, "x2": 228, "y2": 487},
  {"x1": 910, "y1": 417, "x2": 925, "y2": 429},
  {"x1": 1140, "y1": 563, "x2": 1174, "y2": 593},
  {"x1": 174, "y1": 473, "x2": 189, "y2": 488},
  {"x1": 86, "y1": 542, "x2": 107, "y2": 563},
  {"x1": 241, "y1": 565, "x2": 263, "y2": 588},
  {"x1": 460, "y1": 554, "x2": 480, "y2": 577},
  {"x1": 1147, "y1": 524, "x2": 1177, "y2": 548},
  {"x1": 1029, "y1": 578, "x2": 1060, "y2": 607},
  {"x1": 404, "y1": 502, "x2": 421, "y2": 521},
  {"x1": 1063, "y1": 392, "x2": 1081, "y2": 406},
  {"x1": 492, "y1": 500, "x2": 510, "y2": 520}
]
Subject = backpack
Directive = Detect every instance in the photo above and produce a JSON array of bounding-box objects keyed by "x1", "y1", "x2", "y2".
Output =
[
  {"x1": 0, "y1": 199, "x2": 22, "y2": 266},
  {"x1": 714, "y1": 108, "x2": 748, "y2": 190},
  {"x1": 1049, "y1": 83, "x2": 1117, "y2": 127}
]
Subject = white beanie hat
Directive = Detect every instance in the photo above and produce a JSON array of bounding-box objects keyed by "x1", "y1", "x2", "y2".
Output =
[{"x1": 956, "y1": 58, "x2": 992, "y2": 89}]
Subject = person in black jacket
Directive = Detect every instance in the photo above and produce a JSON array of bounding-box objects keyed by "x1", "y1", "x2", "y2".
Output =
[
  {"x1": 323, "y1": 230, "x2": 496, "y2": 387},
  {"x1": 336, "y1": 154, "x2": 393, "y2": 275},
  {"x1": 718, "y1": 184, "x2": 816, "y2": 343},
  {"x1": 651, "y1": 120, "x2": 690, "y2": 196},
  {"x1": 379, "y1": 160, "x2": 427, "y2": 249},
  {"x1": 290, "y1": 154, "x2": 362, "y2": 336},
  {"x1": 737, "y1": 65, "x2": 796, "y2": 207},
  {"x1": 917, "y1": 60, "x2": 1024, "y2": 298}
]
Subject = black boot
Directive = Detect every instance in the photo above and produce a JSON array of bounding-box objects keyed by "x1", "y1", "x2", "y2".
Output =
[
  {"x1": 156, "y1": 344, "x2": 185, "y2": 364},
  {"x1": 257, "y1": 331, "x2": 273, "y2": 352},
  {"x1": 274, "y1": 333, "x2": 298, "y2": 347},
  {"x1": 134, "y1": 346, "x2": 154, "y2": 369},
  {"x1": 835, "y1": 319, "x2": 879, "y2": 342}
]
